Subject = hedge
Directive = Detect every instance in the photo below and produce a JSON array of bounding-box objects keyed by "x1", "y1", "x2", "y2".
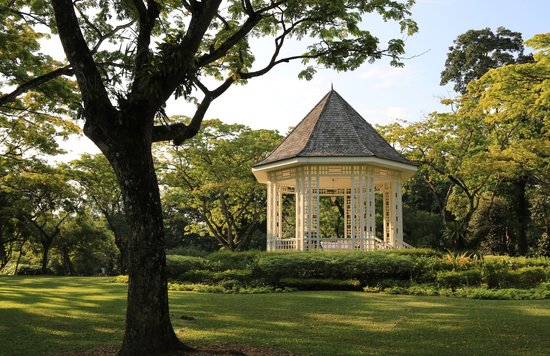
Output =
[
  {"x1": 256, "y1": 251, "x2": 415, "y2": 284},
  {"x1": 280, "y1": 278, "x2": 362, "y2": 291},
  {"x1": 166, "y1": 255, "x2": 213, "y2": 280},
  {"x1": 162, "y1": 250, "x2": 550, "y2": 294},
  {"x1": 436, "y1": 269, "x2": 482, "y2": 290}
]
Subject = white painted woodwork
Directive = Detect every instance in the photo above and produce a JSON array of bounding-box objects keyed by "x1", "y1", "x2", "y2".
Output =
[{"x1": 261, "y1": 164, "x2": 411, "y2": 251}]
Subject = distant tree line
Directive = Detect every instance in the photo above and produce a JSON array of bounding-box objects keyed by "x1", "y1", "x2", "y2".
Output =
[{"x1": 380, "y1": 29, "x2": 549, "y2": 256}]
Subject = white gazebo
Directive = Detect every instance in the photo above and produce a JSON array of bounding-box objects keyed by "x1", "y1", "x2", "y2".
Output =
[{"x1": 252, "y1": 89, "x2": 417, "y2": 251}]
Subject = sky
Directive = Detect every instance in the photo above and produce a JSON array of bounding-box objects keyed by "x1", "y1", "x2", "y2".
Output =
[{"x1": 57, "y1": 0, "x2": 550, "y2": 159}]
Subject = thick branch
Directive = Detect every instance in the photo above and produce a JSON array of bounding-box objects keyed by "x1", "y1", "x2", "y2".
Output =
[
  {"x1": 197, "y1": 12, "x2": 263, "y2": 67},
  {"x1": 152, "y1": 76, "x2": 234, "y2": 144},
  {"x1": 130, "y1": 0, "x2": 160, "y2": 98},
  {"x1": 148, "y1": 0, "x2": 223, "y2": 109},
  {"x1": 51, "y1": 0, "x2": 113, "y2": 116},
  {"x1": 0, "y1": 66, "x2": 73, "y2": 106}
]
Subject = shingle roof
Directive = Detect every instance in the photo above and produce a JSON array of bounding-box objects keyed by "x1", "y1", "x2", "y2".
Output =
[{"x1": 254, "y1": 89, "x2": 413, "y2": 167}]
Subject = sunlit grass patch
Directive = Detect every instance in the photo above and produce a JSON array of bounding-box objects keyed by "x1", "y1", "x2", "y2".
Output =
[{"x1": 1, "y1": 276, "x2": 549, "y2": 355}]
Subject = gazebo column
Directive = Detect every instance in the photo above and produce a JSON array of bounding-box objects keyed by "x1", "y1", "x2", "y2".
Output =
[
  {"x1": 266, "y1": 181, "x2": 277, "y2": 251},
  {"x1": 349, "y1": 174, "x2": 363, "y2": 249},
  {"x1": 365, "y1": 174, "x2": 376, "y2": 250},
  {"x1": 347, "y1": 168, "x2": 375, "y2": 250},
  {"x1": 382, "y1": 178, "x2": 404, "y2": 247},
  {"x1": 295, "y1": 167, "x2": 320, "y2": 251},
  {"x1": 392, "y1": 177, "x2": 404, "y2": 247}
]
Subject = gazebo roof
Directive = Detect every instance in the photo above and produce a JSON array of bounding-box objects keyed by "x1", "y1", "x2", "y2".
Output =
[{"x1": 254, "y1": 89, "x2": 413, "y2": 168}]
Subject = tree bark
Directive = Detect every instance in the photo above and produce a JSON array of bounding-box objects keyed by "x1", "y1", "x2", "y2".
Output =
[
  {"x1": 514, "y1": 176, "x2": 530, "y2": 256},
  {"x1": 41, "y1": 241, "x2": 51, "y2": 274},
  {"x1": 101, "y1": 137, "x2": 185, "y2": 355}
]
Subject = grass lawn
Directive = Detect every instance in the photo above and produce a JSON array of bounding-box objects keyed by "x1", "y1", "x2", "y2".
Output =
[{"x1": 1, "y1": 277, "x2": 549, "y2": 355}]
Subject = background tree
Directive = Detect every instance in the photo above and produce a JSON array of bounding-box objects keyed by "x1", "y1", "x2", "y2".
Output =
[
  {"x1": 53, "y1": 212, "x2": 117, "y2": 276},
  {"x1": 0, "y1": 191, "x2": 26, "y2": 271},
  {"x1": 0, "y1": 1, "x2": 80, "y2": 273},
  {"x1": 6, "y1": 0, "x2": 418, "y2": 352},
  {"x1": 381, "y1": 32, "x2": 549, "y2": 254},
  {"x1": 440, "y1": 27, "x2": 532, "y2": 93},
  {"x1": 462, "y1": 33, "x2": 550, "y2": 254},
  {"x1": 159, "y1": 119, "x2": 282, "y2": 251},
  {"x1": 67, "y1": 154, "x2": 128, "y2": 273},
  {"x1": 379, "y1": 110, "x2": 496, "y2": 249},
  {"x1": 3, "y1": 166, "x2": 79, "y2": 274}
]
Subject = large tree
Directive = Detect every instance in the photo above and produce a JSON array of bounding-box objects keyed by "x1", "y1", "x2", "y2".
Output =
[
  {"x1": 159, "y1": 119, "x2": 281, "y2": 251},
  {"x1": 5, "y1": 0, "x2": 418, "y2": 353},
  {"x1": 463, "y1": 33, "x2": 550, "y2": 254},
  {"x1": 440, "y1": 27, "x2": 532, "y2": 94},
  {"x1": 3, "y1": 166, "x2": 79, "y2": 274},
  {"x1": 67, "y1": 154, "x2": 128, "y2": 273},
  {"x1": 382, "y1": 33, "x2": 549, "y2": 253},
  {"x1": 379, "y1": 109, "x2": 496, "y2": 249}
]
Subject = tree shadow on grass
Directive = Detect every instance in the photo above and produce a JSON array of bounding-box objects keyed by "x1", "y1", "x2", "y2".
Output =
[
  {"x1": 169, "y1": 291, "x2": 550, "y2": 356},
  {"x1": 0, "y1": 276, "x2": 127, "y2": 355},
  {"x1": 2, "y1": 278, "x2": 549, "y2": 355}
]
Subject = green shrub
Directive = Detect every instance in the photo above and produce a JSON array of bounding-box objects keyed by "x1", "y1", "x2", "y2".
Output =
[
  {"x1": 257, "y1": 251, "x2": 415, "y2": 284},
  {"x1": 385, "y1": 286, "x2": 405, "y2": 294},
  {"x1": 179, "y1": 268, "x2": 255, "y2": 284},
  {"x1": 483, "y1": 262, "x2": 547, "y2": 289},
  {"x1": 280, "y1": 278, "x2": 362, "y2": 291},
  {"x1": 406, "y1": 285, "x2": 440, "y2": 296},
  {"x1": 166, "y1": 246, "x2": 210, "y2": 257},
  {"x1": 206, "y1": 250, "x2": 263, "y2": 270},
  {"x1": 166, "y1": 255, "x2": 213, "y2": 280},
  {"x1": 179, "y1": 269, "x2": 216, "y2": 283},
  {"x1": 167, "y1": 281, "x2": 293, "y2": 294},
  {"x1": 482, "y1": 260, "x2": 509, "y2": 288},
  {"x1": 436, "y1": 269, "x2": 482, "y2": 290},
  {"x1": 506, "y1": 267, "x2": 547, "y2": 289},
  {"x1": 461, "y1": 287, "x2": 550, "y2": 300},
  {"x1": 334, "y1": 252, "x2": 415, "y2": 283},
  {"x1": 411, "y1": 256, "x2": 454, "y2": 284},
  {"x1": 484, "y1": 255, "x2": 550, "y2": 269},
  {"x1": 374, "y1": 278, "x2": 411, "y2": 289},
  {"x1": 377, "y1": 248, "x2": 441, "y2": 258},
  {"x1": 256, "y1": 252, "x2": 330, "y2": 281},
  {"x1": 214, "y1": 269, "x2": 254, "y2": 282}
]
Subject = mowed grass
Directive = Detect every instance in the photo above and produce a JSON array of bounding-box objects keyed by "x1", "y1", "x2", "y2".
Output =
[{"x1": 1, "y1": 277, "x2": 549, "y2": 355}]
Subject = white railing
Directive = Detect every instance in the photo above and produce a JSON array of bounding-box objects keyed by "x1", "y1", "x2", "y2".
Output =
[
  {"x1": 320, "y1": 239, "x2": 354, "y2": 250},
  {"x1": 374, "y1": 237, "x2": 413, "y2": 250},
  {"x1": 275, "y1": 239, "x2": 297, "y2": 250},
  {"x1": 274, "y1": 237, "x2": 412, "y2": 251}
]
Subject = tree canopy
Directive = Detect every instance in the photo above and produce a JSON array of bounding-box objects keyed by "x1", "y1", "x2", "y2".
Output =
[
  {"x1": 381, "y1": 32, "x2": 549, "y2": 254},
  {"x1": 159, "y1": 119, "x2": 281, "y2": 251},
  {"x1": 440, "y1": 27, "x2": 532, "y2": 93}
]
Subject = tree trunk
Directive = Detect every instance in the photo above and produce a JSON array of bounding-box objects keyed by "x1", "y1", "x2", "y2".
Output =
[
  {"x1": 105, "y1": 142, "x2": 185, "y2": 355},
  {"x1": 514, "y1": 176, "x2": 530, "y2": 255},
  {"x1": 41, "y1": 241, "x2": 50, "y2": 274},
  {"x1": 14, "y1": 240, "x2": 25, "y2": 275}
]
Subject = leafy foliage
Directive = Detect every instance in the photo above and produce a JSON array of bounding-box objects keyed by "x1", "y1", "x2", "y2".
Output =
[
  {"x1": 158, "y1": 119, "x2": 282, "y2": 251},
  {"x1": 379, "y1": 32, "x2": 550, "y2": 254},
  {"x1": 440, "y1": 27, "x2": 532, "y2": 93},
  {"x1": 66, "y1": 154, "x2": 128, "y2": 273}
]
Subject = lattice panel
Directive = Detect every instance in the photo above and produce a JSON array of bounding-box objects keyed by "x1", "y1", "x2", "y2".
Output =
[{"x1": 267, "y1": 165, "x2": 406, "y2": 251}]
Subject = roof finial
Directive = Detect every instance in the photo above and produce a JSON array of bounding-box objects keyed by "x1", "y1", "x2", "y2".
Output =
[{"x1": 331, "y1": 82, "x2": 334, "y2": 91}]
